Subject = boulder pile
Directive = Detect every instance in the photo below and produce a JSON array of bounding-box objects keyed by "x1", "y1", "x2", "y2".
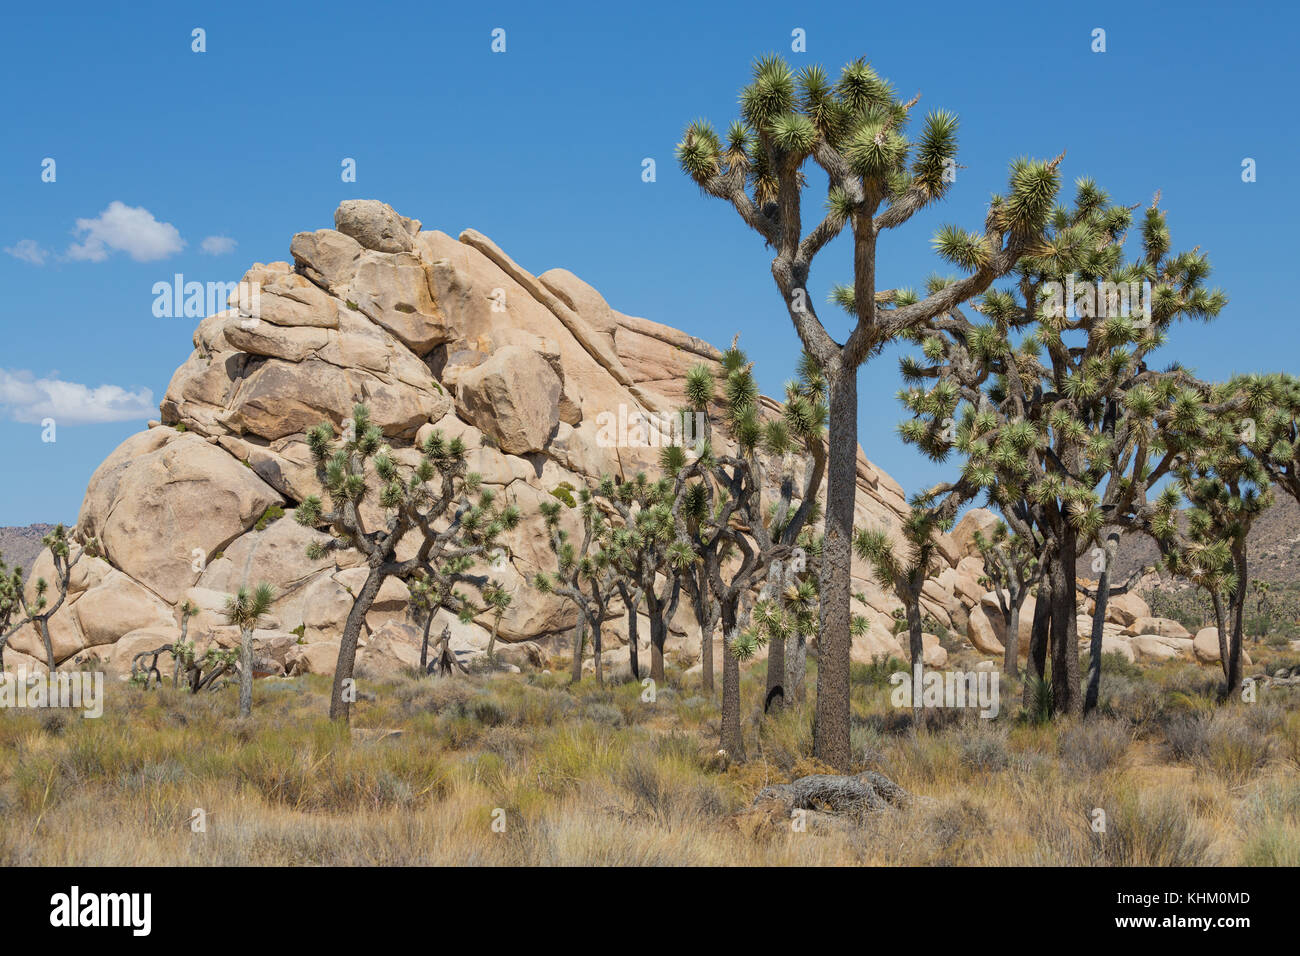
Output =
[{"x1": 4, "y1": 201, "x2": 1019, "y2": 679}]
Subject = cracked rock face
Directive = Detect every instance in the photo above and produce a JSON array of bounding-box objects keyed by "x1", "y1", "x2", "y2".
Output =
[{"x1": 12, "y1": 200, "x2": 986, "y2": 678}]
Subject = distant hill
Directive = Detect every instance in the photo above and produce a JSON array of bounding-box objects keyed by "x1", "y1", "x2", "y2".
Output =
[
  {"x1": 1112, "y1": 495, "x2": 1300, "y2": 587},
  {"x1": 0, "y1": 524, "x2": 56, "y2": 580}
]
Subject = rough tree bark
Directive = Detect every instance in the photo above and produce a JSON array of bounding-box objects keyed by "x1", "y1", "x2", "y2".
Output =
[
  {"x1": 238, "y1": 626, "x2": 254, "y2": 718},
  {"x1": 813, "y1": 362, "x2": 857, "y2": 771},
  {"x1": 719, "y1": 597, "x2": 744, "y2": 760},
  {"x1": 1049, "y1": 531, "x2": 1081, "y2": 716},
  {"x1": 1023, "y1": 561, "x2": 1052, "y2": 709},
  {"x1": 330, "y1": 566, "x2": 383, "y2": 722},
  {"x1": 570, "y1": 617, "x2": 587, "y2": 684},
  {"x1": 1084, "y1": 530, "x2": 1120, "y2": 715}
]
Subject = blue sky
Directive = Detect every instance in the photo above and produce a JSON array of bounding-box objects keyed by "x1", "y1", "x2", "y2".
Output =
[{"x1": 1, "y1": 0, "x2": 1296, "y2": 526}]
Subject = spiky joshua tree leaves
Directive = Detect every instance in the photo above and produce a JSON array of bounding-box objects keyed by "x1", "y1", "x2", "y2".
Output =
[
  {"x1": 534, "y1": 487, "x2": 624, "y2": 685},
  {"x1": 854, "y1": 488, "x2": 970, "y2": 722},
  {"x1": 225, "y1": 582, "x2": 274, "y2": 718},
  {"x1": 672, "y1": 341, "x2": 826, "y2": 758},
  {"x1": 679, "y1": 54, "x2": 1062, "y2": 768},
  {"x1": 0, "y1": 524, "x2": 92, "y2": 672},
  {"x1": 897, "y1": 182, "x2": 1227, "y2": 715},
  {"x1": 296, "y1": 404, "x2": 519, "y2": 721},
  {"x1": 972, "y1": 522, "x2": 1043, "y2": 677}
]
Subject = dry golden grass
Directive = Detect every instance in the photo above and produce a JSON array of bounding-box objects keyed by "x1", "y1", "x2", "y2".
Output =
[{"x1": 1, "y1": 648, "x2": 1297, "y2": 865}]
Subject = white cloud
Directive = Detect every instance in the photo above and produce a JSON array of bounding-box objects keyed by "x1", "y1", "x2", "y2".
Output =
[
  {"x1": 66, "y1": 201, "x2": 184, "y2": 262},
  {"x1": 0, "y1": 370, "x2": 155, "y2": 425},
  {"x1": 200, "y1": 235, "x2": 237, "y2": 255},
  {"x1": 4, "y1": 239, "x2": 49, "y2": 265}
]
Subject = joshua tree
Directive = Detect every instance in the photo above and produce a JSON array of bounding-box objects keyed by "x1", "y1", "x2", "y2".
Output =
[
  {"x1": 669, "y1": 343, "x2": 825, "y2": 758},
  {"x1": 678, "y1": 54, "x2": 1062, "y2": 768},
  {"x1": 296, "y1": 403, "x2": 519, "y2": 721},
  {"x1": 225, "y1": 582, "x2": 274, "y2": 718},
  {"x1": 1147, "y1": 385, "x2": 1273, "y2": 698},
  {"x1": 854, "y1": 485, "x2": 972, "y2": 721},
  {"x1": 535, "y1": 488, "x2": 626, "y2": 684},
  {"x1": 1251, "y1": 579, "x2": 1273, "y2": 640},
  {"x1": 897, "y1": 182, "x2": 1227, "y2": 715},
  {"x1": 127, "y1": 600, "x2": 200, "y2": 690},
  {"x1": 482, "y1": 582, "x2": 512, "y2": 662},
  {"x1": 6, "y1": 525, "x2": 89, "y2": 672},
  {"x1": 595, "y1": 472, "x2": 692, "y2": 683},
  {"x1": 972, "y1": 522, "x2": 1044, "y2": 676},
  {"x1": 0, "y1": 556, "x2": 23, "y2": 671}
]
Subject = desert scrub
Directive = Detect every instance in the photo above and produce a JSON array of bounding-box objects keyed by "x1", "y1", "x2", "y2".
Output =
[
  {"x1": 1164, "y1": 710, "x2": 1274, "y2": 785},
  {"x1": 1057, "y1": 718, "x2": 1131, "y2": 773},
  {"x1": 956, "y1": 721, "x2": 1011, "y2": 774},
  {"x1": 1086, "y1": 788, "x2": 1216, "y2": 866}
]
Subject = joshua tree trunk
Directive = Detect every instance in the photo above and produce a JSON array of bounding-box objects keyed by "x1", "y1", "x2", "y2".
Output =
[
  {"x1": 787, "y1": 632, "x2": 807, "y2": 704},
  {"x1": 646, "y1": 590, "x2": 667, "y2": 683},
  {"x1": 813, "y1": 362, "x2": 857, "y2": 771},
  {"x1": 693, "y1": 581, "x2": 716, "y2": 694},
  {"x1": 624, "y1": 589, "x2": 640, "y2": 680},
  {"x1": 238, "y1": 626, "x2": 254, "y2": 718},
  {"x1": 765, "y1": 616, "x2": 786, "y2": 713},
  {"x1": 1003, "y1": 600, "x2": 1021, "y2": 678},
  {"x1": 419, "y1": 611, "x2": 434, "y2": 673},
  {"x1": 1226, "y1": 545, "x2": 1246, "y2": 698},
  {"x1": 1212, "y1": 592, "x2": 1229, "y2": 684},
  {"x1": 617, "y1": 581, "x2": 643, "y2": 680},
  {"x1": 905, "y1": 592, "x2": 924, "y2": 724},
  {"x1": 719, "y1": 597, "x2": 744, "y2": 760},
  {"x1": 331, "y1": 566, "x2": 383, "y2": 722},
  {"x1": 39, "y1": 619, "x2": 56, "y2": 672},
  {"x1": 1049, "y1": 531, "x2": 1081, "y2": 716},
  {"x1": 1084, "y1": 530, "x2": 1120, "y2": 715},
  {"x1": 592, "y1": 615, "x2": 604, "y2": 685},
  {"x1": 1023, "y1": 562, "x2": 1052, "y2": 709},
  {"x1": 570, "y1": 617, "x2": 586, "y2": 683}
]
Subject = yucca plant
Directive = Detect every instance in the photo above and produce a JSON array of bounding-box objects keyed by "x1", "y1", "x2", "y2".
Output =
[
  {"x1": 972, "y1": 522, "x2": 1044, "y2": 677},
  {"x1": 678, "y1": 54, "x2": 1063, "y2": 768},
  {"x1": 296, "y1": 403, "x2": 519, "y2": 721},
  {"x1": 0, "y1": 524, "x2": 91, "y2": 671},
  {"x1": 896, "y1": 183, "x2": 1228, "y2": 716},
  {"x1": 594, "y1": 472, "x2": 692, "y2": 684},
  {"x1": 674, "y1": 340, "x2": 826, "y2": 758},
  {"x1": 1151, "y1": 386, "x2": 1274, "y2": 698},
  {"x1": 853, "y1": 483, "x2": 972, "y2": 722},
  {"x1": 0, "y1": 555, "x2": 24, "y2": 672},
  {"x1": 534, "y1": 487, "x2": 624, "y2": 685},
  {"x1": 225, "y1": 582, "x2": 274, "y2": 718}
]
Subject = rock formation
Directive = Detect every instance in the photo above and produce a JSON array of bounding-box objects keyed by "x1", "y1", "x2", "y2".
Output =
[{"x1": 7, "y1": 201, "x2": 998, "y2": 678}]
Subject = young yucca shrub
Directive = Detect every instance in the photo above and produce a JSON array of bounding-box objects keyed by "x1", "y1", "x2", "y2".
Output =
[
  {"x1": 851, "y1": 656, "x2": 909, "y2": 689},
  {"x1": 1025, "y1": 675, "x2": 1053, "y2": 725}
]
